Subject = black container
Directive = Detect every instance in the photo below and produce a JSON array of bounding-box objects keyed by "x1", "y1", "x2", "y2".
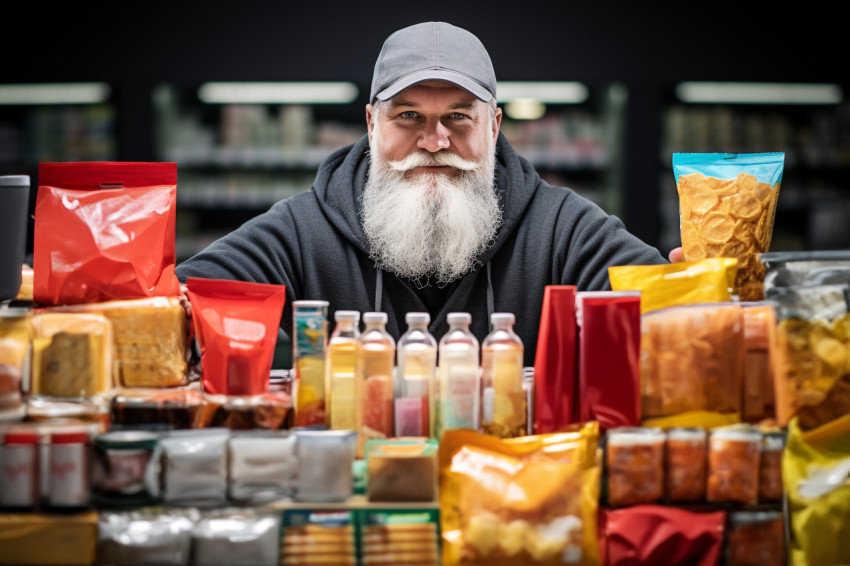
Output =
[{"x1": 0, "y1": 175, "x2": 30, "y2": 301}]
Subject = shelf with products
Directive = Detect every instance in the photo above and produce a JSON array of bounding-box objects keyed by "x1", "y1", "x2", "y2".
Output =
[
  {"x1": 656, "y1": 88, "x2": 850, "y2": 254},
  {"x1": 162, "y1": 81, "x2": 629, "y2": 261}
]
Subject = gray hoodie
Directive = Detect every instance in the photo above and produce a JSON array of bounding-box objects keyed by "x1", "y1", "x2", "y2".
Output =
[{"x1": 175, "y1": 133, "x2": 667, "y2": 365}]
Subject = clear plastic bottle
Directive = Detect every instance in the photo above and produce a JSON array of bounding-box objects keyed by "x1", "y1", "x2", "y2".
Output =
[
  {"x1": 395, "y1": 312, "x2": 437, "y2": 438},
  {"x1": 481, "y1": 312, "x2": 526, "y2": 438},
  {"x1": 355, "y1": 312, "x2": 396, "y2": 458},
  {"x1": 327, "y1": 310, "x2": 360, "y2": 431},
  {"x1": 436, "y1": 312, "x2": 480, "y2": 440}
]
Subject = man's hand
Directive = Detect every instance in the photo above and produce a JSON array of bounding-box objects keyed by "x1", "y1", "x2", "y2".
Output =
[{"x1": 669, "y1": 247, "x2": 684, "y2": 263}]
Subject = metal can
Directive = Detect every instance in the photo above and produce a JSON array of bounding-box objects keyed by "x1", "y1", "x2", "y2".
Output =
[{"x1": 1, "y1": 430, "x2": 40, "y2": 508}]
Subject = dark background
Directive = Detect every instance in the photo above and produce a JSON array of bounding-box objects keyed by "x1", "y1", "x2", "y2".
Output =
[{"x1": 3, "y1": 1, "x2": 847, "y2": 249}]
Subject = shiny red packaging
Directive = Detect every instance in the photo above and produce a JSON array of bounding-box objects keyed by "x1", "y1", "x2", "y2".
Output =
[
  {"x1": 186, "y1": 277, "x2": 286, "y2": 396},
  {"x1": 576, "y1": 291, "x2": 641, "y2": 430},
  {"x1": 600, "y1": 505, "x2": 726, "y2": 566},
  {"x1": 34, "y1": 162, "x2": 180, "y2": 305},
  {"x1": 533, "y1": 285, "x2": 577, "y2": 433}
]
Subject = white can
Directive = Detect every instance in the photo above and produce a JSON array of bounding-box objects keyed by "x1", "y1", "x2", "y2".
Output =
[
  {"x1": 48, "y1": 431, "x2": 90, "y2": 507},
  {"x1": 1, "y1": 431, "x2": 40, "y2": 507}
]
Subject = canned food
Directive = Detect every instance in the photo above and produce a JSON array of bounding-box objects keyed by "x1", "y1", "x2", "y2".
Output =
[{"x1": 607, "y1": 427, "x2": 665, "y2": 507}]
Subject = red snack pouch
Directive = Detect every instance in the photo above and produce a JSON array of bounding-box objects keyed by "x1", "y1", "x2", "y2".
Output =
[
  {"x1": 601, "y1": 505, "x2": 726, "y2": 566},
  {"x1": 533, "y1": 285, "x2": 577, "y2": 434},
  {"x1": 33, "y1": 162, "x2": 180, "y2": 305},
  {"x1": 576, "y1": 291, "x2": 641, "y2": 431},
  {"x1": 186, "y1": 277, "x2": 286, "y2": 396}
]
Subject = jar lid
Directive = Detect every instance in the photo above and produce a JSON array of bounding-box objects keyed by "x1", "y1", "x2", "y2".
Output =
[
  {"x1": 607, "y1": 426, "x2": 665, "y2": 445},
  {"x1": 0, "y1": 175, "x2": 29, "y2": 187},
  {"x1": 710, "y1": 425, "x2": 762, "y2": 443},
  {"x1": 667, "y1": 427, "x2": 707, "y2": 441},
  {"x1": 293, "y1": 300, "x2": 329, "y2": 309},
  {"x1": 50, "y1": 431, "x2": 90, "y2": 444},
  {"x1": 4, "y1": 432, "x2": 39, "y2": 444}
]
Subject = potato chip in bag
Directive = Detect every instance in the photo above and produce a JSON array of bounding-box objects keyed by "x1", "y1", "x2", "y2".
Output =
[
  {"x1": 608, "y1": 257, "x2": 737, "y2": 315},
  {"x1": 784, "y1": 416, "x2": 850, "y2": 566},
  {"x1": 672, "y1": 152, "x2": 784, "y2": 302},
  {"x1": 439, "y1": 423, "x2": 600, "y2": 565}
]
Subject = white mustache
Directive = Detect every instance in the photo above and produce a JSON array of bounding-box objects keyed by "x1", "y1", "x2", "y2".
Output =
[{"x1": 387, "y1": 150, "x2": 480, "y2": 172}]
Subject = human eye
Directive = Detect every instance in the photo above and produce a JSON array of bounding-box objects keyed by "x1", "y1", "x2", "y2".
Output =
[
  {"x1": 450, "y1": 112, "x2": 470, "y2": 120},
  {"x1": 398, "y1": 110, "x2": 418, "y2": 119}
]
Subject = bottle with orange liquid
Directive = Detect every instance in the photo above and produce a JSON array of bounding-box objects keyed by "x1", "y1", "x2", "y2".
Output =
[
  {"x1": 395, "y1": 312, "x2": 437, "y2": 438},
  {"x1": 481, "y1": 312, "x2": 526, "y2": 438},
  {"x1": 436, "y1": 312, "x2": 480, "y2": 441},
  {"x1": 327, "y1": 310, "x2": 360, "y2": 431},
  {"x1": 355, "y1": 312, "x2": 395, "y2": 457}
]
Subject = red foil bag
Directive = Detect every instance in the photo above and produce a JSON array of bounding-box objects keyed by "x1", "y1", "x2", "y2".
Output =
[
  {"x1": 600, "y1": 505, "x2": 726, "y2": 566},
  {"x1": 577, "y1": 292, "x2": 641, "y2": 431},
  {"x1": 533, "y1": 285, "x2": 577, "y2": 434},
  {"x1": 34, "y1": 162, "x2": 180, "y2": 305},
  {"x1": 186, "y1": 278, "x2": 286, "y2": 396}
]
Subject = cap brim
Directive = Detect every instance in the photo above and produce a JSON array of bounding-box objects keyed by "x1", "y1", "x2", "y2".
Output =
[{"x1": 374, "y1": 69, "x2": 493, "y2": 102}]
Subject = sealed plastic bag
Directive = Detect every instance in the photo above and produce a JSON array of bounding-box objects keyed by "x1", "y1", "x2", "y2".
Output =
[
  {"x1": 185, "y1": 278, "x2": 285, "y2": 396},
  {"x1": 672, "y1": 152, "x2": 784, "y2": 301},
  {"x1": 608, "y1": 257, "x2": 737, "y2": 315},
  {"x1": 576, "y1": 292, "x2": 641, "y2": 430},
  {"x1": 784, "y1": 416, "x2": 850, "y2": 566},
  {"x1": 640, "y1": 303, "x2": 744, "y2": 419},
  {"x1": 533, "y1": 285, "x2": 577, "y2": 434},
  {"x1": 33, "y1": 162, "x2": 180, "y2": 306},
  {"x1": 599, "y1": 505, "x2": 725, "y2": 566},
  {"x1": 0, "y1": 308, "x2": 30, "y2": 417},
  {"x1": 439, "y1": 423, "x2": 600, "y2": 565}
]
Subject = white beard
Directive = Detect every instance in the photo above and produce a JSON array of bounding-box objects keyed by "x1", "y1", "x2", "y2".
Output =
[{"x1": 361, "y1": 131, "x2": 501, "y2": 286}]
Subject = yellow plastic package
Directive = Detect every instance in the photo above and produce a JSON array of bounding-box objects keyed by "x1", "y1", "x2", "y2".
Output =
[
  {"x1": 52, "y1": 297, "x2": 188, "y2": 388},
  {"x1": 0, "y1": 511, "x2": 98, "y2": 565},
  {"x1": 0, "y1": 307, "x2": 31, "y2": 415},
  {"x1": 439, "y1": 422, "x2": 600, "y2": 566},
  {"x1": 608, "y1": 257, "x2": 737, "y2": 315},
  {"x1": 784, "y1": 416, "x2": 850, "y2": 566},
  {"x1": 30, "y1": 311, "x2": 113, "y2": 398}
]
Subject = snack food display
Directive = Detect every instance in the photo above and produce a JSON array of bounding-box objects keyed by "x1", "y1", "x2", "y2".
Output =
[
  {"x1": 706, "y1": 425, "x2": 762, "y2": 504},
  {"x1": 673, "y1": 152, "x2": 784, "y2": 302},
  {"x1": 664, "y1": 427, "x2": 707, "y2": 503}
]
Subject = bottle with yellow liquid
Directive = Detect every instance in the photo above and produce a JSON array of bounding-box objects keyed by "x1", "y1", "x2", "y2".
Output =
[
  {"x1": 355, "y1": 312, "x2": 395, "y2": 458},
  {"x1": 436, "y1": 312, "x2": 480, "y2": 441},
  {"x1": 327, "y1": 310, "x2": 359, "y2": 431},
  {"x1": 292, "y1": 300, "x2": 329, "y2": 427},
  {"x1": 481, "y1": 312, "x2": 526, "y2": 438},
  {"x1": 395, "y1": 312, "x2": 437, "y2": 438}
]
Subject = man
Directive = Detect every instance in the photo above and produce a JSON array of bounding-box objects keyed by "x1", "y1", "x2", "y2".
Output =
[{"x1": 176, "y1": 21, "x2": 669, "y2": 365}]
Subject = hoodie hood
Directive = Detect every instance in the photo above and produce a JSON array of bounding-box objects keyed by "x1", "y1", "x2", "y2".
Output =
[{"x1": 312, "y1": 132, "x2": 544, "y2": 266}]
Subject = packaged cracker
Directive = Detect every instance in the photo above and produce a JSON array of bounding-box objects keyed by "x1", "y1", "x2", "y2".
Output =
[
  {"x1": 357, "y1": 508, "x2": 440, "y2": 566},
  {"x1": 33, "y1": 162, "x2": 180, "y2": 306},
  {"x1": 672, "y1": 152, "x2": 784, "y2": 301},
  {"x1": 280, "y1": 509, "x2": 357, "y2": 566},
  {"x1": 439, "y1": 423, "x2": 600, "y2": 565}
]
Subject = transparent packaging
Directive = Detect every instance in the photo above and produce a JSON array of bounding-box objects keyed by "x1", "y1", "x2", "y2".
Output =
[
  {"x1": 355, "y1": 312, "x2": 395, "y2": 458},
  {"x1": 395, "y1": 312, "x2": 437, "y2": 438},
  {"x1": 481, "y1": 312, "x2": 526, "y2": 438},
  {"x1": 328, "y1": 310, "x2": 360, "y2": 431},
  {"x1": 606, "y1": 426, "x2": 666, "y2": 507},
  {"x1": 436, "y1": 312, "x2": 480, "y2": 440},
  {"x1": 707, "y1": 425, "x2": 762, "y2": 504},
  {"x1": 294, "y1": 429, "x2": 356, "y2": 503},
  {"x1": 365, "y1": 438, "x2": 438, "y2": 502},
  {"x1": 0, "y1": 307, "x2": 30, "y2": 419},
  {"x1": 758, "y1": 430, "x2": 785, "y2": 502},
  {"x1": 292, "y1": 300, "x2": 329, "y2": 427},
  {"x1": 665, "y1": 427, "x2": 707, "y2": 503}
]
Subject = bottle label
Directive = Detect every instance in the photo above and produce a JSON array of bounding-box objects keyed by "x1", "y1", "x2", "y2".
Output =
[
  {"x1": 442, "y1": 371, "x2": 478, "y2": 430},
  {"x1": 394, "y1": 396, "x2": 429, "y2": 437}
]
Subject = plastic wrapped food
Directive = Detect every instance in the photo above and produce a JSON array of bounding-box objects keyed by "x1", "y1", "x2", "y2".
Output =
[
  {"x1": 192, "y1": 509, "x2": 281, "y2": 566},
  {"x1": 758, "y1": 430, "x2": 784, "y2": 502},
  {"x1": 640, "y1": 303, "x2": 744, "y2": 418},
  {"x1": 707, "y1": 425, "x2": 762, "y2": 504},
  {"x1": 228, "y1": 431, "x2": 297, "y2": 503},
  {"x1": 665, "y1": 427, "x2": 707, "y2": 503},
  {"x1": 0, "y1": 307, "x2": 30, "y2": 417},
  {"x1": 30, "y1": 311, "x2": 113, "y2": 399},
  {"x1": 193, "y1": 391, "x2": 293, "y2": 430},
  {"x1": 279, "y1": 509, "x2": 357, "y2": 566},
  {"x1": 160, "y1": 428, "x2": 229, "y2": 506},
  {"x1": 606, "y1": 427, "x2": 665, "y2": 507},
  {"x1": 725, "y1": 511, "x2": 785, "y2": 566},
  {"x1": 785, "y1": 415, "x2": 850, "y2": 566},
  {"x1": 55, "y1": 297, "x2": 187, "y2": 388},
  {"x1": 358, "y1": 509, "x2": 440, "y2": 566},
  {"x1": 741, "y1": 302, "x2": 778, "y2": 423},
  {"x1": 97, "y1": 509, "x2": 196, "y2": 566},
  {"x1": 673, "y1": 152, "x2": 784, "y2": 301},
  {"x1": 110, "y1": 386, "x2": 205, "y2": 429},
  {"x1": 294, "y1": 430, "x2": 356, "y2": 503},
  {"x1": 439, "y1": 423, "x2": 601, "y2": 565},
  {"x1": 366, "y1": 438, "x2": 438, "y2": 502}
]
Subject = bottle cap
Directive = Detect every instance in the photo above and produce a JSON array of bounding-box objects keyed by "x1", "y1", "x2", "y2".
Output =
[
  {"x1": 0, "y1": 175, "x2": 30, "y2": 187},
  {"x1": 490, "y1": 312, "x2": 515, "y2": 326},
  {"x1": 334, "y1": 310, "x2": 360, "y2": 322},
  {"x1": 447, "y1": 312, "x2": 471, "y2": 325},
  {"x1": 362, "y1": 312, "x2": 388, "y2": 324},
  {"x1": 405, "y1": 312, "x2": 430, "y2": 325}
]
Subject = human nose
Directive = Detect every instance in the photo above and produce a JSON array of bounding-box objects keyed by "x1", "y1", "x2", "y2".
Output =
[{"x1": 417, "y1": 120, "x2": 451, "y2": 152}]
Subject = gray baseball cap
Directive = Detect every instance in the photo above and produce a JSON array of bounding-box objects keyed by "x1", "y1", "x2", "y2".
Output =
[{"x1": 370, "y1": 22, "x2": 497, "y2": 103}]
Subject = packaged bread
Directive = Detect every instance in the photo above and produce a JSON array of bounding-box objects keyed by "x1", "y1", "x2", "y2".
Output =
[
  {"x1": 0, "y1": 308, "x2": 31, "y2": 413},
  {"x1": 640, "y1": 303, "x2": 744, "y2": 418},
  {"x1": 366, "y1": 438, "x2": 438, "y2": 502},
  {"x1": 55, "y1": 297, "x2": 187, "y2": 388},
  {"x1": 30, "y1": 311, "x2": 112, "y2": 398}
]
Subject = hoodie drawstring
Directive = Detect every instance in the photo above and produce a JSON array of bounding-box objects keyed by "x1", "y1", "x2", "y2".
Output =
[
  {"x1": 375, "y1": 267, "x2": 383, "y2": 313},
  {"x1": 486, "y1": 261, "x2": 494, "y2": 329}
]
